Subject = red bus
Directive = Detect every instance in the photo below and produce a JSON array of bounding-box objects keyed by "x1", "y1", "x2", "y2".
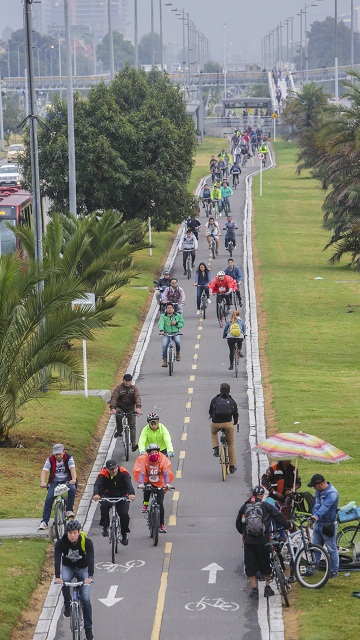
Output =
[{"x1": 0, "y1": 187, "x2": 32, "y2": 256}]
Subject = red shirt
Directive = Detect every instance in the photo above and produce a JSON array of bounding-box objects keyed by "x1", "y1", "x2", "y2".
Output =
[{"x1": 209, "y1": 275, "x2": 238, "y2": 294}]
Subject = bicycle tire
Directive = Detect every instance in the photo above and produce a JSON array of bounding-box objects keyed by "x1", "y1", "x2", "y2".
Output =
[
  {"x1": 220, "y1": 301, "x2": 226, "y2": 327},
  {"x1": 123, "y1": 424, "x2": 130, "y2": 462},
  {"x1": 71, "y1": 603, "x2": 81, "y2": 640},
  {"x1": 54, "y1": 501, "x2": 65, "y2": 540},
  {"x1": 153, "y1": 506, "x2": 160, "y2": 546},
  {"x1": 294, "y1": 543, "x2": 331, "y2": 588},
  {"x1": 187, "y1": 259, "x2": 192, "y2": 279},
  {"x1": 234, "y1": 349, "x2": 239, "y2": 378},
  {"x1": 220, "y1": 444, "x2": 227, "y2": 481},
  {"x1": 228, "y1": 242, "x2": 233, "y2": 257},
  {"x1": 217, "y1": 303, "x2": 224, "y2": 328},
  {"x1": 273, "y1": 554, "x2": 290, "y2": 607},
  {"x1": 211, "y1": 240, "x2": 216, "y2": 260},
  {"x1": 168, "y1": 346, "x2": 173, "y2": 376},
  {"x1": 111, "y1": 519, "x2": 118, "y2": 564},
  {"x1": 336, "y1": 525, "x2": 360, "y2": 558}
]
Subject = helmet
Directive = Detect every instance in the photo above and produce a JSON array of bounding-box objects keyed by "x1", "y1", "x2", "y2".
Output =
[
  {"x1": 146, "y1": 443, "x2": 161, "y2": 453},
  {"x1": 163, "y1": 270, "x2": 170, "y2": 275},
  {"x1": 251, "y1": 485, "x2": 265, "y2": 496},
  {"x1": 147, "y1": 412, "x2": 159, "y2": 422},
  {"x1": 66, "y1": 519, "x2": 81, "y2": 531},
  {"x1": 217, "y1": 271, "x2": 225, "y2": 276}
]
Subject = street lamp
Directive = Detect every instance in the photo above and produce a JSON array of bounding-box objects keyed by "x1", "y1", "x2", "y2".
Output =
[
  {"x1": 37, "y1": 43, "x2": 47, "y2": 77},
  {"x1": 335, "y1": 0, "x2": 338, "y2": 102},
  {"x1": 223, "y1": 23, "x2": 227, "y2": 99},
  {"x1": 134, "y1": 0, "x2": 138, "y2": 69},
  {"x1": 17, "y1": 43, "x2": 23, "y2": 78}
]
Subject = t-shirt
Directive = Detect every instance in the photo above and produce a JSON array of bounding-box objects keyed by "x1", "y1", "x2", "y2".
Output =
[{"x1": 43, "y1": 456, "x2": 75, "y2": 482}]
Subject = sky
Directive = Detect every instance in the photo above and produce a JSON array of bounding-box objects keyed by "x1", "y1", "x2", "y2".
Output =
[{"x1": 0, "y1": 0, "x2": 356, "y2": 64}]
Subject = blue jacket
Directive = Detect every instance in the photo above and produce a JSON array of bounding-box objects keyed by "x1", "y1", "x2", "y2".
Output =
[
  {"x1": 312, "y1": 482, "x2": 339, "y2": 523},
  {"x1": 225, "y1": 266, "x2": 243, "y2": 282},
  {"x1": 223, "y1": 318, "x2": 245, "y2": 339}
]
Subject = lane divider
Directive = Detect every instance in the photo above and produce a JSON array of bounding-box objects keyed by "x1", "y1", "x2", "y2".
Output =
[{"x1": 151, "y1": 543, "x2": 173, "y2": 640}]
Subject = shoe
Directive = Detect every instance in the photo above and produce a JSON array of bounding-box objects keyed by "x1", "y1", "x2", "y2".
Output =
[
  {"x1": 38, "y1": 521, "x2": 48, "y2": 530},
  {"x1": 102, "y1": 528, "x2": 109, "y2": 537},
  {"x1": 250, "y1": 587, "x2": 259, "y2": 600},
  {"x1": 304, "y1": 567, "x2": 315, "y2": 576},
  {"x1": 121, "y1": 536, "x2": 128, "y2": 546},
  {"x1": 66, "y1": 511, "x2": 75, "y2": 518},
  {"x1": 230, "y1": 465, "x2": 237, "y2": 474},
  {"x1": 141, "y1": 505, "x2": 148, "y2": 513},
  {"x1": 63, "y1": 605, "x2": 71, "y2": 618},
  {"x1": 239, "y1": 351, "x2": 244, "y2": 357},
  {"x1": 160, "y1": 524, "x2": 167, "y2": 533},
  {"x1": 132, "y1": 444, "x2": 138, "y2": 452},
  {"x1": 264, "y1": 585, "x2": 275, "y2": 598},
  {"x1": 162, "y1": 358, "x2": 167, "y2": 367},
  {"x1": 183, "y1": 270, "x2": 186, "y2": 275},
  {"x1": 330, "y1": 572, "x2": 339, "y2": 578},
  {"x1": 228, "y1": 365, "x2": 233, "y2": 370},
  {"x1": 85, "y1": 630, "x2": 94, "y2": 640},
  {"x1": 213, "y1": 446, "x2": 220, "y2": 457},
  {"x1": 114, "y1": 430, "x2": 119, "y2": 438},
  {"x1": 176, "y1": 353, "x2": 181, "y2": 361},
  {"x1": 207, "y1": 298, "x2": 211, "y2": 304},
  {"x1": 215, "y1": 251, "x2": 219, "y2": 255},
  {"x1": 196, "y1": 310, "x2": 200, "y2": 315}
]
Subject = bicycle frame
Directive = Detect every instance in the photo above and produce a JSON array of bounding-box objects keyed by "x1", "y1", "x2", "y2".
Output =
[
  {"x1": 100, "y1": 497, "x2": 129, "y2": 563},
  {"x1": 52, "y1": 483, "x2": 69, "y2": 540},
  {"x1": 161, "y1": 333, "x2": 183, "y2": 376},
  {"x1": 219, "y1": 430, "x2": 229, "y2": 481},
  {"x1": 115, "y1": 410, "x2": 136, "y2": 461}
]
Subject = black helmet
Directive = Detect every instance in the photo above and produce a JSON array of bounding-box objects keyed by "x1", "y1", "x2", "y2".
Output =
[
  {"x1": 251, "y1": 485, "x2": 265, "y2": 496},
  {"x1": 66, "y1": 519, "x2": 81, "y2": 531},
  {"x1": 146, "y1": 443, "x2": 161, "y2": 453}
]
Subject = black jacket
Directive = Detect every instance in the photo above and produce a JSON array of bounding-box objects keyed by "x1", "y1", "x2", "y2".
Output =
[
  {"x1": 93, "y1": 467, "x2": 135, "y2": 498},
  {"x1": 236, "y1": 498, "x2": 289, "y2": 545},
  {"x1": 54, "y1": 533, "x2": 94, "y2": 577},
  {"x1": 209, "y1": 393, "x2": 238, "y2": 424}
]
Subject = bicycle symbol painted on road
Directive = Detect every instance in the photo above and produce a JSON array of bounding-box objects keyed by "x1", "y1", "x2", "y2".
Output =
[
  {"x1": 185, "y1": 597, "x2": 239, "y2": 612},
  {"x1": 95, "y1": 560, "x2": 145, "y2": 573}
]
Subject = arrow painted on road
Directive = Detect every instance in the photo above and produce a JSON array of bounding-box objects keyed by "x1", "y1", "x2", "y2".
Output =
[
  {"x1": 201, "y1": 563, "x2": 224, "y2": 584},
  {"x1": 98, "y1": 585, "x2": 123, "y2": 607}
]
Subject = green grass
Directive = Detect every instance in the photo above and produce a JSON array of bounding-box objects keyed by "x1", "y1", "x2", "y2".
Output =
[
  {"x1": 253, "y1": 140, "x2": 360, "y2": 639},
  {"x1": 188, "y1": 136, "x2": 225, "y2": 192}
]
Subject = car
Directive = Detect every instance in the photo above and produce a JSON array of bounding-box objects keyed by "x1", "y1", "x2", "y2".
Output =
[
  {"x1": 7, "y1": 144, "x2": 25, "y2": 163},
  {"x1": 0, "y1": 164, "x2": 22, "y2": 187}
]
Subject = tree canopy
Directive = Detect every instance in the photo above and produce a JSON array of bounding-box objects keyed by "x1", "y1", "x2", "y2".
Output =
[
  {"x1": 139, "y1": 33, "x2": 161, "y2": 65},
  {"x1": 96, "y1": 32, "x2": 135, "y2": 71}
]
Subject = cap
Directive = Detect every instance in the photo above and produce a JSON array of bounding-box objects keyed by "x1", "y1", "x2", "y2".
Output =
[
  {"x1": 105, "y1": 459, "x2": 118, "y2": 470},
  {"x1": 123, "y1": 373, "x2": 132, "y2": 381},
  {"x1": 307, "y1": 473, "x2": 325, "y2": 487},
  {"x1": 53, "y1": 444, "x2": 64, "y2": 454},
  {"x1": 163, "y1": 270, "x2": 170, "y2": 275}
]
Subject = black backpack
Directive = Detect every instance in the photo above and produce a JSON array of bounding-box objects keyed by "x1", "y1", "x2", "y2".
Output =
[
  {"x1": 213, "y1": 396, "x2": 232, "y2": 418},
  {"x1": 244, "y1": 502, "x2": 266, "y2": 538}
]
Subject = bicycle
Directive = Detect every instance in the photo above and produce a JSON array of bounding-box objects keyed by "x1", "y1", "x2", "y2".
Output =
[
  {"x1": 213, "y1": 199, "x2": 221, "y2": 220},
  {"x1": 219, "y1": 429, "x2": 230, "y2": 481},
  {"x1": 222, "y1": 197, "x2": 231, "y2": 216},
  {"x1": 336, "y1": 517, "x2": 360, "y2": 560},
  {"x1": 52, "y1": 483, "x2": 71, "y2": 540},
  {"x1": 57, "y1": 580, "x2": 92, "y2": 640},
  {"x1": 232, "y1": 174, "x2": 239, "y2": 189},
  {"x1": 266, "y1": 536, "x2": 290, "y2": 607},
  {"x1": 115, "y1": 410, "x2": 136, "y2": 461},
  {"x1": 99, "y1": 497, "x2": 130, "y2": 564},
  {"x1": 160, "y1": 333, "x2": 183, "y2": 376},
  {"x1": 226, "y1": 238, "x2": 234, "y2": 257},
  {"x1": 209, "y1": 232, "x2": 216, "y2": 259},
  {"x1": 199, "y1": 288, "x2": 208, "y2": 319},
  {"x1": 141, "y1": 484, "x2": 174, "y2": 546},
  {"x1": 183, "y1": 250, "x2": 192, "y2": 279},
  {"x1": 216, "y1": 294, "x2": 229, "y2": 328},
  {"x1": 204, "y1": 199, "x2": 212, "y2": 217},
  {"x1": 233, "y1": 341, "x2": 242, "y2": 377}
]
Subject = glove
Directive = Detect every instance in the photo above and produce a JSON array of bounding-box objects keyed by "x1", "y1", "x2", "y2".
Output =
[
  {"x1": 168, "y1": 452, "x2": 174, "y2": 458},
  {"x1": 165, "y1": 483, "x2": 172, "y2": 490},
  {"x1": 138, "y1": 484, "x2": 145, "y2": 490}
]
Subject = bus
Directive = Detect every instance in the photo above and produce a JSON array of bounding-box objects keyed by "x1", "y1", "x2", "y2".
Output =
[{"x1": 0, "y1": 187, "x2": 32, "y2": 256}]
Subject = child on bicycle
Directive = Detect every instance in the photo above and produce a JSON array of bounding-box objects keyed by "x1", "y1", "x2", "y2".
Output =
[
  {"x1": 133, "y1": 443, "x2": 174, "y2": 533},
  {"x1": 93, "y1": 459, "x2": 135, "y2": 543},
  {"x1": 54, "y1": 519, "x2": 94, "y2": 640},
  {"x1": 158, "y1": 303, "x2": 184, "y2": 367}
]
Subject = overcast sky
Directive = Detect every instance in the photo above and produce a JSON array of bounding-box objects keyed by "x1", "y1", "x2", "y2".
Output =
[{"x1": 1, "y1": 1, "x2": 355, "y2": 64}]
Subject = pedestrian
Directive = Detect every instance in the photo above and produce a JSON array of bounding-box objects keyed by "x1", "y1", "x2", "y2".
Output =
[
  {"x1": 93, "y1": 459, "x2": 135, "y2": 543},
  {"x1": 39, "y1": 443, "x2": 77, "y2": 530},
  {"x1": 261, "y1": 460, "x2": 301, "y2": 503},
  {"x1": 109, "y1": 373, "x2": 142, "y2": 451},
  {"x1": 236, "y1": 485, "x2": 290, "y2": 600},
  {"x1": 307, "y1": 473, "x2": 340, "y2": 578},
  {"x1": 209, "y1": 382, "x2": 239, "y2": 474}
]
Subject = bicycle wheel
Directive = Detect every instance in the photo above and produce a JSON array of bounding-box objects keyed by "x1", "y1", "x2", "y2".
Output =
[
  {"x1": 54, "y1": 501, "x2": 65, "y2": 540},
  {"x1": 123, "y1": 424, "x2": 130, "y2": 461},
  {"x1": 234, "y1": 349, "x2": 239, "y2": 378},
  {"x1": 219, "y1": 444, "x2": 227, "y2": 481},
  {"x1": 273, "y1": 554, "x2": 290, "y2": 607},
  {"x1": 294, "y1": 543, "x2": 331, "y2": 588},
  {"x1": 217, "y1": 303, "x2": 224, "y2": 328},
  {"x1": 228, "y1": 242, "x2": 233, "y2": 257},
  {"x1": 211, "y1": 240, "x2": 216, "y2": 260},
  {"x1": 187, "y1": 258, "x2": 192, "y2": 279},
  {"x1": 152, "y1": 506, "x2": 160, "y2": 546},
  {"x1": 70, "y1": 603, "x2": 81, "y2": 640},
  {"x1": 337, "y1": 525, "x2": 360, "y2": 558},
  {"x1": 111, "y1": 519, "x2": 118, "y2": 564},
  {"x1": 168, "y1": 345, "x2": 173, "y2": 376}
]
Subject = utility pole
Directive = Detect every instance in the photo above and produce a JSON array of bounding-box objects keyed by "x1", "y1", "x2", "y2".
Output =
[
  {"x1": 134, "y1": 0, "x2": 138, "y2": 69},
  {"x1": 107, "y1": 0, "x2": 115, "y2": 79},
  {"x1": 151, "y1": 0, "x2": 155, "y2": 66},
  {"x1": 64, "y1": 0, "x2": 76, "y2": 215}
]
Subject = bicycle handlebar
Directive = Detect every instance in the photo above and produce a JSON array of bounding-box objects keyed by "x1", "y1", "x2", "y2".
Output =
[
  {"x1": 115, "y1": 410, "x2": 137, "y2": 417},
  {"x1": 140, "y1": 484, "x2": 175, "y2": 491},
  {"x1": 159, "y1": 333, "x2": 183, "y2": 336},
  {"x1": 99, "y1": 496, "x2": 130, "y2": 503}
]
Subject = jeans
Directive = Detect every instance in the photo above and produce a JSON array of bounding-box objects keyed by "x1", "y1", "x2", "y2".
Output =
[
  {"x1": 222, "y1": 196, "x2": 231, "y2": 213},
  {"x1": 162, "y1": 334, "x2": 181, "y2": 358},
  {"x1": 62, "y1": 565, "x2": 92, "y2": 630},
  {"x1": 225, "y1": 233, "x2": 236, "y2": 249},
  {"x1": 42, "y1": 481, "x2": 76, "y2": 524},
  {"x1": 183, "y1": 250, "x2": 195, "y2": 269},
  {"x1": 115, "y1": 410, "x2": 137, "y2": 445},
  {"x1": 312, "y1": 521, "x2": 339, "y2": 574},
  {"x1": 196, "y1": 285, "x2": 209, "y2": 310}
]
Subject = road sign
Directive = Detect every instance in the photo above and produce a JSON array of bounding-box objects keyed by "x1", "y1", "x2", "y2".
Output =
[
  {"x1": 346, "y1": 75, "x2": 352, "y2": 80},
  {"x1": 271, "y1": 112, "x2": 278, "y2": 119},
  {"x1": 258, "y1": 153, "x2": 265, "y2": 160}
]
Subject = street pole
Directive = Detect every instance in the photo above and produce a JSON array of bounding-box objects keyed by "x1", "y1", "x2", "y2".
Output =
[
  {"x1": 291, "y1": 16, "x2": 294, "y2": 67},
  {"x1": 286, "y1": 20, "x2": 289, "y2": 70},
  {"x1": 305, "y1": 6, "x2": 309, "y2": 84},
  {"x1": 159, "y1": 0, "x2": 163, "y2": 71},
  {"x1": 182, "y1": 10, "x2": 186, "y2": 92},
  {"x1": 223, "y1": 23, "x2": 226, "y2": 100},
  {"x1": 335, "y1": 0, "x2": 338, "y2": 103},
  {"x1": 107, "y1": 0, "x2": 115, "y2": 79},
  {"x1": 351, "y1": 0, "x2": 354, "y2": 70},
  {"x1": 0, "y1": 77, "x2": 5, "y2": 152},
  {"x1": 187, "y1": 14, "x2": 191, "y2": 94},
  {"x1": 58, "y1": 37, "x2": 63, "y2": 99},
  {"x1": 64, "y1": 0, "x2": 77, "y2": 215},
  {"x1": 151, "y1": 0, "x2": 155, "y2": 66},
  {"x1": 134, "y1": 0, "x2": 139, "y2": 69}
]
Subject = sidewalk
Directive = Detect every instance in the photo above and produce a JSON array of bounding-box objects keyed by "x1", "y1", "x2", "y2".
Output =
[{"x1": 0, "y1": 519, "x2": 49, "y2": 539}]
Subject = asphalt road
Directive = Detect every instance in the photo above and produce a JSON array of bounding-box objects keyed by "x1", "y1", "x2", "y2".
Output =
[{"x1": 52, "y1": 170, "x2": 263, "y2": 640}]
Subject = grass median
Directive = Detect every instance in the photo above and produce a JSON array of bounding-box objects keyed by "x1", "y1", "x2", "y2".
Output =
[{"x1": 253, "y1": 140, "x2": 360, "y2": 640}]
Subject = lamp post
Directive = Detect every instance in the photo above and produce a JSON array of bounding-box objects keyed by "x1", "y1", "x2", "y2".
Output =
[
  {"x1": 351, "y1": 0, "x2": 354, "y2": 69},
  {"x1": 151, "y1": 0, "x2": 155, "y2": 66},
  {"x1": 37, "y1": 44, "x2": 47, "y2": 77},
  {"x1": 223, "y1": 23, "x2": 227, "y2": 99},
  {"x1": 64, "y1": 0, "x2": 76, "y2": 215},
  {"x1": 134, "y1": 0, "x2": 138, "y2": 69},
  {"x1": 304, "y1": 4, "x2": 319, "y2": 84},
  {"x1": 107, "y1": 0, "x2": 115, "y2": 79},
  {"x1": 17, "y1": 44, "x2": 23, "y2": 78},
  {"x1": 335, "y1": 0, "x2": 338, "y2": 103}
]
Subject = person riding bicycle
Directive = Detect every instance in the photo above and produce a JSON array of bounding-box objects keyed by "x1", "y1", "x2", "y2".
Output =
[
  {"x1": 180, "y1": 228, "x2": 198, "y2": 274},
  {"x1": 201, "y1": 183, "x2": 212, "y2": 213},
  {"x1": 93, "y1": 459, "x2": 135, "y2": 543},
  {"x1": 217, "y1": 157, "x2": 226, "y2": 178},
  {"x1": 224, "y1": 258, "x2": 243, "y2": 306},
  {"x1": 223, "y1": 215, "x2": 238, "y2": 250},
  {"x1": 205, "y1": 217, "x2": 220, "y2": 254},
  {"x1": 261, "y1": 460, "x2": 301, "y2": 503},
  {"x1": 209, "y1": 271, "x2": 237, "y2": 311},
  {"x1": 229, "y1": 161, "x2": 241, "y2": 187},
  {"x1": 209, "y1": 382, "x2": 239, "y2": 474},
  {"x1": 236, "y1": 486, "x2": 290, "y2": 600},
  {"x1": 220, "y1": 180, "x2": 233, "y2": 214},
  {"x1": 39, "y1": 443, "x2": 77, "y2": 530},
  {"x1": 259, "y1": 142, "x2": 269, "y2": 161},
  {"x1": 210, "y1": 182, "x2": 222, "y2": 214},
  {"x1": 158, "y1": 303, "x2": 184, "y2": 367},
  {"x1": 161, "y1": 277, "x2": 185, "y2": 315},
  {"x1": 194, "y1": 262, "x2": 211, "y2": 315},
  {"x1": 223, "y1": 310, "x2": 245, "y2": 369},
  {"x1": 109, "y1": 374, "x2": 142, "y2": 452},
  {"x1": 154, "y1": 269, "x2": 171, "y2": 310},
  {"x1": 186, "y1": 214, "x2": 201, "y2": 240},
  {"x1": 54, "y1": 519, "x2": 94, "y2": 640},
  {"x1": 138, "y1": 413, "x2": 174, "y2": 457},
  {"x1": 209, "y1": 155, "x2": 217, "y2": 172},
  {"x1": 133, "y1": 443, "x2": 174, "y2": 533}
]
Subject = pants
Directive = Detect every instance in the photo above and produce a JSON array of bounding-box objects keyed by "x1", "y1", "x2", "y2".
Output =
[
  {"x1": 312, "y1": 521, "x2": 339, "y2": 575},
  {"x1": 183, "y1": 250, "x2": 195, "y2": 269},
  {"x1": 42, "y1": 481, "x2": 76, "y2": 524},
  {"x1": 143, "y1": 486, "x2": 165, "y2": 526},
  {"x1": 162, "y1": 334, "x2": 181, "y2": 358},
  {"x1": 216, "y1": 293, "x2": 232, "y2": 314},
  {"x1": 222, "y1": 196, "x2": 231, "y2": 212},
  {"x1": 62, "y1": 565, "x2": 92, "y2": 631},
  {"x1": 227, "y1": 337, "x2": 243, "y2": 364},
  {"x1": 196, "y1": 285, "x2": 209, "y2": 310},
  {"x1": 115, "y1": 410, "x2": 137, "y2": 445},
  {"x1": 232, "y1": 174, "x2": 240, "y2": 186},
  {"x1": 99, "y1": 500, "x2": 130, "y2": 536},
  {"x1": 211, "y1": 421, "x2": 236, "y2": 466},
  {"x1": 244, "y1": 544, "x2": 271, "y2": 577},
  {"x1": 225, "y1": 233, "x2": 236, "y2": 249}
]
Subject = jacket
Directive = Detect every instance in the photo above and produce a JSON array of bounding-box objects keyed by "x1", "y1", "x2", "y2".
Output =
[
  {"x1": 195, "y1": 269, "x2": 211, "y2": 285},
  {"x1": 211, "y1": 186, "x2": 222, "y2": 201},
  {"x1": 220, "y1": 186, "x2": 233, "y2": 198},
  {"x1": 109, "y1": 383, "x2": 142, "y2": 411},
  {"x1": 261, "y1": 461, "x2": 301, "y2": 500},
  {"x1": 47, "y1": 452, "x2": 74, "y2": 484},
  {"x1": 158, "y1": 311, "x2": 184, "y2": 334},
  {"x1": 312, "y1": 482, "x2": 339, "y2": 524},
  {"x1": 138, "y1": 423, "x2": 174, "y2": 455},
  {"x1": 236, "y1": 497, "x2": 289, "y2": 545},
  {"x1": 54, "y1": 533, "x2": 94, "y2": 577},
  {"x1": 224, "y1": 266, "x2": 243, "y2": 282},
  {"x1": 180, "y1": 235, "x2": 198, "y2": 251},
  {"x1": 93, "y1": 467, "x2": 135, "y2": 498},
  {"x1": 209, "y1": 275, "x2": 237, "y2": 294},
  {"x1": 209, "y1": 393, "x2": 238, "y2": 424},
  {"x1": 133, "y1": 452, "x2": 174, "y2": 487},
  {"x1": 161, "y1": 285, "x2": 185, "y2": 306},
  {"x1": 223, "y1": 318, "x2": 245, "y2": 339}
]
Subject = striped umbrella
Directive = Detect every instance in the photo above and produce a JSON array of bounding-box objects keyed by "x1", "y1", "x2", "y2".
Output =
[{"x1": 253, "y1": 431, "x2": 351, "y2": 464}]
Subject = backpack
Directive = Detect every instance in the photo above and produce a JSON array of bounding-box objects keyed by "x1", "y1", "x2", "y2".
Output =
[
  {"x1": 229, "y1": 322, "x2": 241, "y2": 337},
  {"x1": 244, "y1": 502, "x2": 266, "y2": 538},
  {"x1": 213, "y1": 396, "x2": 232, "y2": 417}
]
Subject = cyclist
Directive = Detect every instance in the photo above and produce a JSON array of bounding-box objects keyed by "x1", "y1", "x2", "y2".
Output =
[
  {"x1": 201, "y1": 182, "x2": 212, "y2": 213},
  {"x1": 220, "y1": 179, "x2": 233, "y2": 214},
  {"x1": 224, "y1": 257, "x2": 243, "y2": 306},
  {"x1": 138, "y1": 413, "x2": 174, "y2": 457},
  {"x1": 186, "y1": 213, "x2": 201, "y2": 240},
  {"x1": 209, "y1": 382, "x2": 239, "y2": 474},
  {"x1": 54, "y1": 519, "x2": 94, "y2": 640},
  {"x1": 180, "y1": 228, "x2": 198, "y2": 274},
  {"x1": 210, "y1": 181, "x2": 222, "y2": 214},
  {"x1": 133, "y1": 443, "x2": 174, "y2": 533},
  {"x1": 217, "y1": 156, "x2": 226, "y2": 179},
  {"x1": 229, "y1": 160, "x2": 241, "y2": 187},
  {"x1": 154, "y1": 269, "x2": 171, "y2": 310},
  {"x1": 161, "y1": 277, "x2": 185, "y2": 314},
  {"x1": 158, "y1": 302, "x2": 184, "y2": 367},
  {"x1": 205, "y1": 216, "x2": 221, "y2": 254},
  {"x1": 109, "y1": 374, "x2": 142, "y2": 452},
  {"x1": 259, "y1": 141, "x2": 269, "y2": 163},
  {"x1": 209, "y1": 155, "x2": 217, "y2": 172},
  {"x1": 223, "y1": 215, "x2": 238, "y2": 251},
  {"x1": 194, "y1": 262, "x2": 211, "y2": 315},
  {"x1": 223, "y1": 310, "x2": 245, "y2": 369},
  {"x1": 93, "y1": 459, "x2": 135, "y2": 542},
  {"x1": 39, "y1": 443, "x2": 76, "y2": 530},
  {"x1": 209, "y1": 271, "x2": 238, "y2": 312}
]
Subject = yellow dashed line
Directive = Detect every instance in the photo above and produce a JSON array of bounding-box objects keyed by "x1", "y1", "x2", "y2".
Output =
[
  {"x1": 173, "y1": 491, "x2": 180, "y2": 501},
  {"x1": 189, "y1": 375, "x2": 195, "y2": 381},
  {"x1": 192, "y1": 364, "x2": 197, "y2": 370},
  {"x1": 176, "y1": 470, "x2": 182, "y2": 478},
  {"x1": 151, "y1": 544, "x2": 173, "y2": 640},
  {"x1": 181, "y1": 433, "x2": 187, "y2": 441},
  {"x1": 188, "y1": 387, "x2": 193, "y2": 394},
  {"x1": 168, "y1": 515, "x2": 176, "y2": 526},
  {"x1": 179, "y1": 450, "x2": 185, "y2": 459},
  {"x1": 193, "y1": 354, "x2": 198, "y2": 360},
  {"x1": 184, "y1": 417, "x2": 190, "y2": 423},
  {"x1": 196, "y1": 334, "x2": 201, "y2": 340},
  {"x1": 195, "y1": 344, "x2": 200, "y2": 349},
  {"x1": 165, "y1": 542, "x2": 172, "y2": 554},
  {"x1": 186, "y1": 401, "x2": 192, "y2": 410},
  {"x1": 198, "y1": 325, "x2": 203, "y2": 330}
]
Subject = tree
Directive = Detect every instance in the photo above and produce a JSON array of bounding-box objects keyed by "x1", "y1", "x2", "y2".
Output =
[
  {"x1": 97, "y1": 32, "x2": 135, "y2": 71},
  {"x1": 2, "y1": 93, "x2": 22, "y2": 138},
  {"x1": 139, "y1": 33, "x2": 161, "y2": 65},
  {"x1": 295, "y1": 17, "x2": 360, "y2": 70},
  {"x1": 203, "y1": 60, "x2": 222, "y2": 73}
]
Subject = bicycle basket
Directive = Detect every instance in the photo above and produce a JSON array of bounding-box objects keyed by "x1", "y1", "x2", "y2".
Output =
[
  {"x1": 54, "y1": 484, "x2": 69, "y2": 497},
  {"x1": 338, "y1": 506, "x2": 360, "y2": 523}
]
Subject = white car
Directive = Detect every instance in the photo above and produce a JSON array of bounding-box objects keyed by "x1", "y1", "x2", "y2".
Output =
[{"x1": 0, "y1": 164, "x2": 22, "y2": 187}]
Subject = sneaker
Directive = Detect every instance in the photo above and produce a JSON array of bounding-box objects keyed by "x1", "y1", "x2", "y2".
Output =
[
  {"x1": 213, "y1": 446, "x2": 220, "y2": 457},
  {"x1": 330, "y1": 572, "x2": 339, "y2": 579},
  {"x1": 228, "y1": 365, "x2": 233, "y2": 370},
  {"x1": 183, "y1": 270, "x2": 186, "y2": 276},
  {"x1": 215, "y1": 251, "x2": 219, "y2": 255},
  {"x1": 207, "y1": 298, "x2": 211, "y2": 304},
  {"x1": 176, "y1": 353, "x2": 181, "y2": 361},
  {"x1": 114, "y1": 430, "x2": 123, "y2": 438},
  {"x1": 85, "y1": 630, "x2": 94, "y2": 640},
  {"x1": 162, "y1": 359, "x2": 167, "y2": 367},
  {"x1": 264, "y1": 585, "x2": 275, "y2": 598},
  {"x1": 196, "y1": 310, "x2": 200, "y2": 315},
  {"x1": 230, "y1": 465, "x2": 237, "y2": 474},
  {"x1": 66, "y1": 511, "x2": 75, "y2": 518},
  {"x1": 63, "y1": 605, "x2": 71, "y2": 618},
  {"x1": 239, "y1": 351, "x2": 244, "y2": 357},
  {"x1": 250, "y1": 587, "x2": 259, "y2": 600},
  {"x1": 121, "y1": 535, "x2": 128, "y2": 546},
  {"x1": 131, "y1": 444, "x2": 138, "y2": 452},
  {"x1": 102, "y1": 528, "x2": 109, "y2": 537},
  {"x1": 38, "y1": 521, "x2": 48, "y2": 530},
  {"x1": 141, "y1": 505, "x2": 148, "y2": 513},
  {"x1": 160, "y1": 524, "x2": 167, "y2": 533}
]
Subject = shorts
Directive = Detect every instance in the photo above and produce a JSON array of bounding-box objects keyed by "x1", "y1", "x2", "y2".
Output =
[{"x1": 243, "y1": 543, "x2": 271, "y2": 577}]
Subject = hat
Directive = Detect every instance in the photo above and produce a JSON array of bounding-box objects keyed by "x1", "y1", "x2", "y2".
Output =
[
  {"x1": 123, "y1": 373, "x2": 132, "y2": 381},
  {"x1": 53, "y1": 444, "x2": 64, "y2": 454},
  {"x1": 307, "y1": 473, "x2": 325, "y2": 487},
  {"x1": 105, "y1": 459, "x2": 118, "y2": 470}
]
